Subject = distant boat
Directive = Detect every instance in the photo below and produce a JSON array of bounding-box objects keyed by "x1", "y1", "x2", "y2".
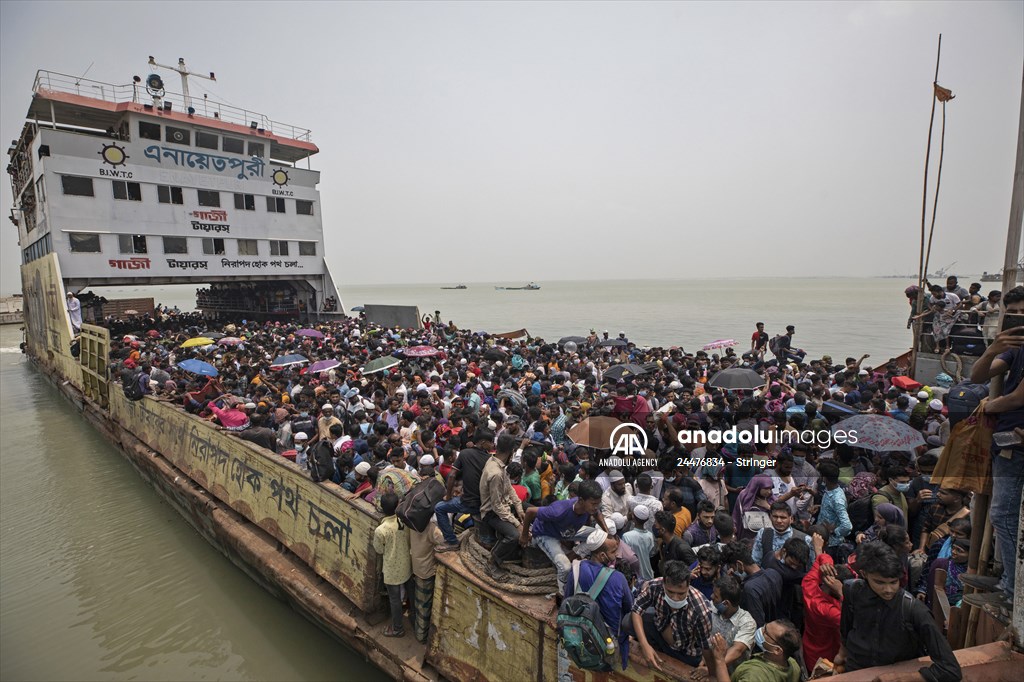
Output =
[
  {"x1": 440, "y1": 285, "x2": 467, "y2": 289},
  {"x1": 981, "y1": 271, "x2": 1001, "y2": 282},
  {"x1": 495, "y1": 282, "x2": 540, "y2": 291}
]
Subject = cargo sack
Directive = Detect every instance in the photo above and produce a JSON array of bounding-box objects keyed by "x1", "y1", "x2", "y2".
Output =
[
  {"x1": 397, "y1": 478, "x2": 445, "y2": 533},
  {"x1": 557, "y1": 562, "x2": 617, "y2": 671},
  {"x1": 932, "y1": 402, "x2": 994, "y2": 495}
]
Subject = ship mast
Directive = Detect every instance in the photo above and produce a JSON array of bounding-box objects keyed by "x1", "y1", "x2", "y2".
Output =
[{"x1": 147, "y1": 56, "x2": 215, "y2": 112}]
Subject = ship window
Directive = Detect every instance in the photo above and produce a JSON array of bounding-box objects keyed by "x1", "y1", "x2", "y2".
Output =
[
  {"x1": 162, "y1": 236, "x2": 188, "y2": 254},
  {"x1": 112, "y1": 181, "x2": 143, "y2": 201},
  {"x1": 197, "y1": 190, "x2": 221, "y2": 207},
  {"x1": 202, "y1": 238, "x2": 225, "y2": 255},
  {"x1": 266, "y1": 196, "x2": 286, "y2": 213},
  {"x1": 270, "y1": 240, "x2": 289, "y2": 256},
  {"x1": 248, "y1": 142, "x2": 265, "y2": 158},
  {"x1": 196, "y1": 131, "x2": 218, "y2": 150},
  {"x1": 118, "y1": 234, "x2": 148, "y2": 254},
  {"x1": 237, "y1": 239, "x2": 258, "y2": 256},
  {"x1": 139, "y1": 121, "x2": 161, "y2": 140},
  {"x1": 234, "y1": 193, "x2": 256, "y2": 211},
  {"x1": 157, "y1": 185, "x2": 184, "y2": 204},
  {"x1": 298, "y1": 241, "x2": 316, "y2": 256},
  {"x1": 296, "y1": 200, "x2": 314, "y2": 216},
  {"x1": 61, "y1": 175, "x2": 94, "y2": 197},
  {"x1": 222, "y1": 137, "x2": 244, "y2": 154},
  {"x1": 165, "y1": 126, "x2": 190, "y2": 146},
  {"x1": 69, "y1": 233, "x2": 101, "y2": 253}
]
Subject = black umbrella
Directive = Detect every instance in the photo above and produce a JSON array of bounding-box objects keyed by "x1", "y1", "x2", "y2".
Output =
[
  {"x1": 558, "y1": 336, "x2": 588, "y2": 346},
  {"x1": 604, "y1": 364, "x2": 646, "y2": 382},
  {"x1": 483, "y1": 347, "x2": 507, "y2": 361},
  {"x1": 598, "y1": 339, "x2": 627, "y2": 348},
  {"x1": 640, "y1": 362, "x2": 661, "y2": 374},
  {"x1": 706, "y1": 367, "x2": 764, "y2": 390}
]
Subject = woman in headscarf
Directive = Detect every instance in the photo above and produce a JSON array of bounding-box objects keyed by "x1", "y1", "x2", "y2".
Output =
[
  {"x1": 697, "y1": 462, "x2": 728, "y2": 510},
  {"x1": 855, "y1": 503, "x2": 906, "y2": 545},
  {"x1": 732, "y1": 474, "x2": 775, "y2": 540}
]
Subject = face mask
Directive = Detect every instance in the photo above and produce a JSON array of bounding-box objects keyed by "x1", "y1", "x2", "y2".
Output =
[
  {"x1": 715, "y1": 601, "x2": 728, "y2": 615},
  {"x1": 734, "y1": 568, "x2": 747, "y2": 580},
  {"x1": 663, "y1": 595, "x2": 688, "y2": 610},
  {"x1": 894, "y1": 482, "x2": 911, "y2": 492},
  {"x1": 295, "y1": 444, "x2": 305, "y2": 452},
  {"x1": 753, "y1": 627, "x2": 782, "y2": 655},
  {"x1": 920, "y1": 474, "x2": 931, "y2": 483},
  {"x1": 557, "y1": 397, "x2": 564, "y2": 403},
  {"x1": 600, "y1": 392, "x2": 609, "y2": 399},
  {"x1": 793, "y1": 456, "x2": 805, "y2": 466}
]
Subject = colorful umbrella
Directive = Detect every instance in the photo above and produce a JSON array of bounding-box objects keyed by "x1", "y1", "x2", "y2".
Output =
[
  {"x1": 831, "y1": 414, "x2": 925, "y2": 452},
  {"x1": 271, "y1": 354, "x2": 308, "y2": 368},
  {"x1": 296, "y1": 328, "x2": 325, "y2": 339},
  {"x1": 707, "y1": 368, "x2": 764, "y2": 390},
  {"x1": 217, "y1": 337, "x2": 243, "y2": 346},
  {"x1": 362, "y1": 356, "x2": 401, "y2": 374},
  {"x1": 309, "y1": 359, "x2": 341, "y2": 373},
  {"x1": 177, "y1": 359, "x2": 219, "y2": 377},
  {"x1": 181, "y1": 337, "x2": 215, "y2": 349},
  {"x1": 567, "y1": 416, "x2": 623, "y2": 449},
  {"x1": 404, "y1": 345, "x2": 440, "y2": 358},
  {"x1": 702, "y1": 339, "x2": 736, "y2": 351}
]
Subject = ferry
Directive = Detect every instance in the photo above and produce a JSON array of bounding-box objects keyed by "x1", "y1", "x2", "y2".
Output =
[
  {"x1": 9, "y1": 63, "x2": 1020, "y2": 682},
  {"x1": 495, "y1": 282, "x2": 541, "y2": 290}
]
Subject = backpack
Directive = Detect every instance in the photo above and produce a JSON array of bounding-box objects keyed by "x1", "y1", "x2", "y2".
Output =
[
  {"x1": 557, "y1": 562, "x2": 618, "y2": 671},
  {"x1": 848, "y1": 488, "x2": 895, "y2": 534},
  {"x1": 768, "y1": 335, "x2": 783, "y2": 356},
  {"x1": 397, "y1": 477, "x2": 446, "y2": 532},
  {"x1": 945, "y1": 381, "x2": 990, "y2": 428},
  {"x1": 122, "y1": 370, "x2": 145, "y2": 401},
  {"x1": 308, "y1": 440, "x2": 336, "y2": 483}
]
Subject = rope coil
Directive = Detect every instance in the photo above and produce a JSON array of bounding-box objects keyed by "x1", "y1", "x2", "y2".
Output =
[{"x1": 457, "y1": 530, "x2": 558, "y2": 594}]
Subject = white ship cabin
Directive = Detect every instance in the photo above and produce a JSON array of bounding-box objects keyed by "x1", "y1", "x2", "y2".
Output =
[{"x1": 9, "y1": 65, "x2": 343, "y2": 319}]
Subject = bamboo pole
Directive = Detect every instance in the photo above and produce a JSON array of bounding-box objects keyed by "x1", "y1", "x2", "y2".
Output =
[{"x1": 911, "y1": 35, "x2": 944, "y2": 380}]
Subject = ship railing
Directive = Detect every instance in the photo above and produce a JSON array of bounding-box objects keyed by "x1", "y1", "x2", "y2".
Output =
[
  {"x1": 911, "y1": 311, "x2": 992, "y2": 357},
  {"x1": 32, "y1": 70, "x2": 313, "y2": 143}
]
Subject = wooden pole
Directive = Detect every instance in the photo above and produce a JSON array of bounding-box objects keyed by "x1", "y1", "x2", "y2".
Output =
[
  {"x1": 911, "y1": 35, "x2": 943, "y2": 380},
  {"x1": 1002, "y1": 60, "x2": 1024, "y2": 652}
]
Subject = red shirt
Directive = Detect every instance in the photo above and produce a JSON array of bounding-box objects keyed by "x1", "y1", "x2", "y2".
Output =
[
  {"x1": 512, "y1": 484, "x2": 529, "y2": 503},
  {"x1": 801, "y1": 553, "x2": 843, "y2": 670}
]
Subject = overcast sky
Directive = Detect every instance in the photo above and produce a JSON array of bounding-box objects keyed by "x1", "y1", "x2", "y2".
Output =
[{"x1": 1, "y1": 1, "x2": 1021, "y2": 294}]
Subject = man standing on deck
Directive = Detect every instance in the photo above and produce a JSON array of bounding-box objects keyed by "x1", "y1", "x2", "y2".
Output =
[
  {"x1": 944, "y1": 275, "x2": 969, "y2": 302},
  {"x1": 66, "y1": 291, "x2": 82, "y2": 332},
  {"x1": 773, "y1": 326, "x2": 806, "y2": 365},
  {"x1": 968, "y1": 285, "x2": 1024, "y2": 608}
]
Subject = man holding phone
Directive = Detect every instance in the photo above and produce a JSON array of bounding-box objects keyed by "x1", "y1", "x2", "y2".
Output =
[{"x1": 970, "y1": 285, "x2": 1024, "y2": 604}]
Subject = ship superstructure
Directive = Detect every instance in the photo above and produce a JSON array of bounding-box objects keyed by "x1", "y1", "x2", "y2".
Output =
[{"x1": 9, "y1": 62, "x2": 342, "y2": 318}]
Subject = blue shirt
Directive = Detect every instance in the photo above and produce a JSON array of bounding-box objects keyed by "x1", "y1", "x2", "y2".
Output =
[
  {"x1": 564, "y1": 560, "x2": 633, "y2": 669},
  {"x1": 817, "y1": 486, "x2": 853, "y2": 547},
  {"x1": 751, "y1": 526, "x2": 814, "y2": 566},
  {"x1": 532, "y1": 498, "x2": 589, "y2": 540}
]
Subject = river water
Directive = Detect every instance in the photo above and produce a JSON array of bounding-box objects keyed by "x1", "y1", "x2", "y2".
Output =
[
  {"x1": 95, "y1": 277, "x2": 922, "y2": 361},
  {"x1": 0, "y1": 325, "x2": 387, "y2": 681}
]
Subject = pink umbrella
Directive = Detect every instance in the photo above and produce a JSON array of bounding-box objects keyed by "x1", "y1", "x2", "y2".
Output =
[
  {"x1": 296, "y1": 328, "x2": 325, "y2": 339},
  {"x1": 217, "y1": 337, "x2": 243, "y2": 346},
  {"x1": 404, "y1": 345, "x2": 440, "y2": 358},
  {"x1": 702, "y1": 339, "x2": 736, "y2": 350}
]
